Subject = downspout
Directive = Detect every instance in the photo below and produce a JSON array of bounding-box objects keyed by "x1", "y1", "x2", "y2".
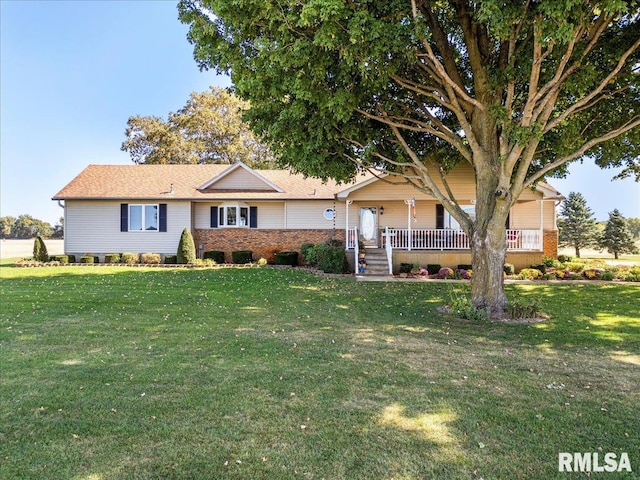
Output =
[
  {"x1": 57, "y1": 200, "x2": 66, "y2": 253},
  {"x1": 539, "y1": 200, "x2": 544, "y2": 251}
]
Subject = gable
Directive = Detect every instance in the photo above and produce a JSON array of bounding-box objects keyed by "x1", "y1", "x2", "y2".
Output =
[{"x1": 198, "y1": 162, "x2": 283, "y2": 192}]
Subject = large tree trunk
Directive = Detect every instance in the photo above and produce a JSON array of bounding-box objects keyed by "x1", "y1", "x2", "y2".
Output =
[
  {"x1": 469, "y1": 160, "x2": 510, "y2": 319},
  {"x1": 470, "y1": 213, "x2": 509, "y2": 319}
]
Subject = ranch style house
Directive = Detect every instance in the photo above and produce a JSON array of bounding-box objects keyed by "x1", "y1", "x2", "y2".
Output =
[{"x1": 53, "y1": 162, "x2": 563, "y2": 273}]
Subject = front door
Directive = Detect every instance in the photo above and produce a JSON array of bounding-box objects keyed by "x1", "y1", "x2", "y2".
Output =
[{"x1": 360, "y1": 207, "x2": 378, "y2": 247}]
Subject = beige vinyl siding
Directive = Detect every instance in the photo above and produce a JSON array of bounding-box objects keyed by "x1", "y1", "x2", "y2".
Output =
[
  {"x1": 206, "y1": 168, "x2": 276, "y2": 191},
  {"x1": 285, "y1": 201, "x2": 342, "y2": 229},
  {"x1": 348, "y1": 165, "x2": 477, "y2": 202},
  {"x1": 510, "y1": 200, "x2": 556, "y2": 229},
  {"x1": 64, "y1": 200, "x2": 190, "y2": 255}
]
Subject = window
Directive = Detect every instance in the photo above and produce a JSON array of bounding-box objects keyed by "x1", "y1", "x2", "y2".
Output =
[
  {"x1": 323, "y1": 208, "x2": 336, "y2": 220},
  {"x1": 446, "y1": 205, "x2": 475, "y2": 229},
  {"x1": 130, "y1": 204, "x2": 158, "y2": 231},
  {"x1": 216, "y1": 204, "x2": 252, "y2": 228}
]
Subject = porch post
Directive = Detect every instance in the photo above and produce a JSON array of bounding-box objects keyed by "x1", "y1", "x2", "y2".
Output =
[
  {"x1": 405, "y1": 199, "x2": 412, "y2": 251},
  {"x1": 346, "y1": 200, "x2": 352, "y2": 248},
  {"x1": 539, "y1": 200, "x2": 544, "y2": 251}
]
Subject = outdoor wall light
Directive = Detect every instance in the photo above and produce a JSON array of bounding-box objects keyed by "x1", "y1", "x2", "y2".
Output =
[{"x1": 380, "y1": 206, "x2": 385, "y2": 215}]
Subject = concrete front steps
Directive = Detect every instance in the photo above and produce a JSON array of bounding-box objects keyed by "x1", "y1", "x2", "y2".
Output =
[{"x1": 357, "y1": 248, "x2": 391, "y2": 277}]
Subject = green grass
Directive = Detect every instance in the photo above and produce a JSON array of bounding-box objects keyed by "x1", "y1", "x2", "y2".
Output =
[{"x1": 1, "y1": 266, "x2": 639, "y2": 479}]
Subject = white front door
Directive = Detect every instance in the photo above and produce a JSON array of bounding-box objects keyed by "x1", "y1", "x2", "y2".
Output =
[{"x1": 360, "y1": 207, "x2": 378, "y2": 247}]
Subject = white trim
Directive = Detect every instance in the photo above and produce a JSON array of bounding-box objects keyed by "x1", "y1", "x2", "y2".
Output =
[
  {"x1": 197, "y1": 161, "x2": 284, "y2": 192},
  {"x1": 335, "y1": 173, "x2": 386, "y2": 199},
  {"x1": 129, "y1": 203, "x2": 159, "y2": 232}
]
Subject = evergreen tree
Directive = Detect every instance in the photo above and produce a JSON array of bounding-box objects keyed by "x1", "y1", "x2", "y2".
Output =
[
  {"x1": 558, "y1": 192, "x2": 600, "y2": 258},
  {"x1": 177, "y1": 228, "x2": 197, "y2": 264},
  {"x1": 32, "y1": 235, "x2": 49, "y2": 262},
  {"x1": 599, "y1": 210, "x2": 639, "y2": 259}
]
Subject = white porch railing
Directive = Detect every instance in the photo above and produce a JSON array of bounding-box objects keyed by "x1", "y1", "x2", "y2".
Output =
[{"x1": 346, "y1": 228, "x2": 542, "y2": 251}]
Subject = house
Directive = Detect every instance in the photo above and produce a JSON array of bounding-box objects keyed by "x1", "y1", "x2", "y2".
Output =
[{"x1": 52, "y1": 162, "x2": 563, "y2": 272}]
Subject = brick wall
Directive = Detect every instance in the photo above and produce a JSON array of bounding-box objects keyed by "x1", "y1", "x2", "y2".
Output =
[
  {"x1": 194, "y1": 229, "x2": 340, "y2": 263},
  {"x1": 543, "y1": 229, "x2": 558, "y2": 258}
]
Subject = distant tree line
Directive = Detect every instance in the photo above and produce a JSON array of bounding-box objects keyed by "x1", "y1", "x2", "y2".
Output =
[
  {"x1": 0, "y1": 215, "x2": 63, "y2": 239},
  {"x1": 558, "y1": 192, "x2": 639, "y2": 259}
]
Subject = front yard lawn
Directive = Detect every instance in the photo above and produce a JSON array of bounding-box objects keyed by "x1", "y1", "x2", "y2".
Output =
[{"x1": 1, "y1": 266, "x2": 638, "y2": 479}]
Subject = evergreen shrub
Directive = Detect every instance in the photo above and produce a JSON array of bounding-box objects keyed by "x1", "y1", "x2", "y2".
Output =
[
  {"x1": 33, "y1": 236, "x2": 48, "y2": 262},
  {"x1": 275, "y1": 251, "x2": 299, "y2": 266},
  {"x1": 232, "y1": 250, "x2": 253, "y2": 264},
  {"x1": 177, "y1": 228, "x2": 196, "y2": 264},
  {"x1": 426, "y1": 264, "x2": 441, "y2": 275},
  {"x1": 204, "y1": 250, "x2": 225, "y2": 263},
  {"x1": 121, "y1": 253, "x2": 139, "y2": 265},
  {"x1": 105, "y1": 254, "x2": 120, "y2": 264}
]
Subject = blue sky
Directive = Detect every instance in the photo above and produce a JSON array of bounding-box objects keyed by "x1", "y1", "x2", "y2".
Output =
[{"x1": 1, "y1": 0, "x2": 638, "y2": 225}]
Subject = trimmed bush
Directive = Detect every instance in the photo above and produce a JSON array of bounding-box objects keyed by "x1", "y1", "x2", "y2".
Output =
[
  {"x1": 33, "y1": 236, "x2": 49, "y2": 262},
  {"x1": 275, "y1": 251, "x2": 299, "y2": 266},
  {"x1": 457, "y1": 264, "x2": 472, "y2": 271},
  {"x1": 80, "y1": 256, "x2": 95, "y2": 264},
  {"x1": 68, "y1": 255, "x2": 76, "y2": 263},
  {"x1": 204, "y1": 250, "x2": 225, "y2": 264},
  {"x1": 232, "y1": 250, "x2": 253, "y2": 264},
  {"x1": 177, "y1": 228, "x2": 196, "y2": 264},
  {"x1": 557, "y1": 254, "x2": 573, "y2": 263},
  {"x1": 426, "y1": 264, "x2": 441, "y2": 275},
  {"x1": 105, "y1": 253, "x2": 120, "y2": 264},
  {"x1": 121, "y1": 252, "x2": 140, "y2": 265},
  {"x1": 503, "y1": 263, "x2": 515, "y2": 275},
  {"x1": 399, "y1": 263, "x2": 413, "y2": 274},
  {"x1": 164, "y1": 255, "x2": 178, "y2": 264},
  {"x1": 257, "y1": 258, "x2": 268, "y2": 266},
  {"x1": 54, "y1": 255, "x2": 69, "y2": 264},
  {"x1": 141, "y1": 253, "x2": 161, "y2": 264}
]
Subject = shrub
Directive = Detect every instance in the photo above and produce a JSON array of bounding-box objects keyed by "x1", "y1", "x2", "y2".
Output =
[
  {"x1": 177, "y1": 228, "x2": 196, "y2": 264},
  {"x1": 399, "y1": 263, "x2": 413, "y2": 274},
  {"x1": 438, "y1": 267, "x2": 455, "y2": 279},
  {"x1": 302, "y1": 244, "x2": 321, "y2": 266},
  {"x1": 164, "y1": 255, "x2": 178, "y2": 264},
  {"x1": 449, "y1": 291, "x2": 488, "y2": 321},
  {"x1": 519, "y1": 268, "x2": 543, "y2": 280},
  {"x1": 457, "y1": 264, "x2": 472, "y2": 271},
  {"x1": 33, "y1": 236, "x2": 49, "y2": 262},
  {"x1": 257, "y1": 258, "x2": 268, "y2": 266},
  {"x1": 503, "y1": 263, "x2": 515, "y2": 275},
  {"x1": 104, "y1": 253, "x2": 120, "y2": 264},
  {"x1": 564, "y1": 262, "x2": 586, "y2": 273},
  {"x1": 622, "y1": 267, "x2": 640, "y2": 282},
  {"x1": 232, "y1": 250, "x2": 253, "y2": 264},
  {"x1": 600, "y1": 270, "x2": 615, "y2": 281},
  {"x1": 316, "y1": 244, "x2": 347, "y2": 274},
  {"x1": 204, "y1": 250, "x2": 225, "y2": 264},
  {"x1": 542, "y1": 256, "x2": 556, "y2": 267},
  {"x1": 275, "y1": 251, "x2": 299, "y2": 266},
  {"x1": 121, "y1": 252, "x2": 139, "y2": 265},
  {"x1": 300, "y1": 243, "x2": 315, "y2": 260},
  {"x1": 582, "y1": 268, "x2": 603, "y2": 279},
  {"x1": 426, "y1": 264, "x2": 441, "y2": 275},
  {"x1": 80, "y1": 256, "x2": 95, "y2": 264},
  {"x1": 325, "y1": 238, "x2": 343, "y2": 248},
  {"x1": 67, "y1": 255, "x2": 76, "y2": 263},
  {"x1": 54, "y1": 255, "x2": 69, "y2": 264},
  {"x1": 507, "y1": 297, "x2": 541, "y2": 319},
  {"x1": 141, "y1": 253, "x2": 161, "y2": 264},
  {"x1": 557, "y1": 254, "x2": 573, "y2": 263},
  {"x1": 530, "y1": 263, "x2": 546, "y2": 274}
]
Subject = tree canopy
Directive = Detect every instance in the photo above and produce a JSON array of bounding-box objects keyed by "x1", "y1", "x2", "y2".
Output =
[
  {"x1": 179, "y1": 0, "x2": 640, "y2": 317},
  {"x1": 121, "y1": 87, "x2": 276, "y2": 168},
  {"x1": 599, "y1": 209, "x2": 639, "y2": 258}
]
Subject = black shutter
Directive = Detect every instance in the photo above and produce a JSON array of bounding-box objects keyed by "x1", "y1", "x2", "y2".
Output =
[
  {"x1": 210, "y1": 207, "x2": 218, "y2": 228},
  {"x1": 120, "y1": 204, "x2": 128, "y2": 232},
  {"x1": 159, "y1": 204, "x2": 167, "y2": 232},
  {"x1": 436, "y1": 204, "x2": 444, "y2": 229},
  {"x1": 249, "y1": 206, "x2": 258, "y2": 228}
]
